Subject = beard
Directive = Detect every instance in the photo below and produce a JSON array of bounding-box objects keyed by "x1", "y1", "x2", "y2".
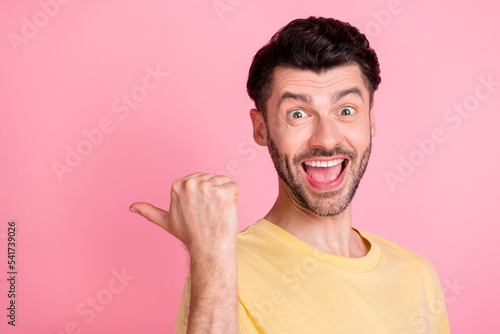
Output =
[{"x1": 267, "y1": 131, "x2": 372, "y2": 217}]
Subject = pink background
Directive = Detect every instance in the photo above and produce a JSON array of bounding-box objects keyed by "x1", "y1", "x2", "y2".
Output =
[{"x1": 1, "y1": 0, "x2": 499, "y2": 333}]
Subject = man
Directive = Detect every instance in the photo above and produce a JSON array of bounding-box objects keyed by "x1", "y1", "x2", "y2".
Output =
[{"x1": 130, "y1": 17, "x2": 450, "y2": 333}]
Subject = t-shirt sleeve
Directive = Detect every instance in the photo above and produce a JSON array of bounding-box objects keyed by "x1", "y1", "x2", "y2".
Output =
[
  {"x1": 431, "y1": 268, "x2": 451, "y2": 333},
  {"x1": 238, "y1": 299, "x2": 259, "y2": 334},
  {"x1": 174, "y1": 273, "x2": 190, "y2": 334},
  {"x1": 174, "y1": 272, "x2": 259, "y2": 334}
]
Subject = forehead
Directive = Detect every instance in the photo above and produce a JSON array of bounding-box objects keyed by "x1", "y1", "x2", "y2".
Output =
[{"x1": 269, "y1": 64, "x2": 369, "y2": 105}]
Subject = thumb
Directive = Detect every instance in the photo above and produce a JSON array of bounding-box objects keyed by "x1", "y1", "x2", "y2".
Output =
[{"x1": 129, "y1": 202, "x2": 170, "y2": 232}]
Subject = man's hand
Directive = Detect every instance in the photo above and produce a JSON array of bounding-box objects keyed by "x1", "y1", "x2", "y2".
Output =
[
  {"x1": 130, "y1": 173, "x2": 240, "y2": 333},
  {"x1": 130, "y1": 172, "x2": 240, "y2": 256}
]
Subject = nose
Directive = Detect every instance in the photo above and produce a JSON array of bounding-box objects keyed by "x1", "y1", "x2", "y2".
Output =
[{"x1": 308, "y1": 116, "x2": 343, "y2": 151}]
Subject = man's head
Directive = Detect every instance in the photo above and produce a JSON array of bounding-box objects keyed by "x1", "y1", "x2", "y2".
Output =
[
  {"x1": 247, "y1": 16, "x2": 381, "y2": 120},
  {"x1": 247, "y1": 17, "x2": 381, "y2": 217}
]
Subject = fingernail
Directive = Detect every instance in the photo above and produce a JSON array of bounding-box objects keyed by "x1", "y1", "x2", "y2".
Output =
[{"x1": 129, "y1": 206, "x2": 138, "y2": 213}]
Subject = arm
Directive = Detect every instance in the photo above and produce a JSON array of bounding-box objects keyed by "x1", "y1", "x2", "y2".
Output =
[
  {"x1": 130, "y1": 173, "x2": 239, "y2": 333},
  {"x1": 188, "y1": 246, "x2": 238, "y2": 332}
]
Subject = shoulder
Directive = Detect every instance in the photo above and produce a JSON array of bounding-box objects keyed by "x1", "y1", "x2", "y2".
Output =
[
  {"x1": 235, "y1": 220, "x2": 277, "y2": 260},
  {"x1": 236, "y1": 219, "x2": 277, "y2": 249},
  {"x1": 235, "y1": 219, "x2": 299, "y2": 259},
  {"x1": 362, "y1": 230, "x2": 427, "y2": 260},
  {"x1": 361, "y1": 230, "x2": 441, "y2": 280}
]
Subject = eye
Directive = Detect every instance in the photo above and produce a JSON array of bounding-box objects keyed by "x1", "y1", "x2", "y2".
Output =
[
  {"x1": 338, "y1": 106, "x2": 356, "y2": 116},
  {"x1": 287, "y1": 109, "x2": 308, "y2": 119}
]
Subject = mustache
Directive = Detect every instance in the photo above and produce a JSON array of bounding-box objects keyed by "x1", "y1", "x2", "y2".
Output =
[{"x1": 293, "y1": 146, "x2": 356, "y2": 165}]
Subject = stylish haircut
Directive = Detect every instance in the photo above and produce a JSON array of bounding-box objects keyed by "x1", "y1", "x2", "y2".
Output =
[{"x1": 246, "y1": 16, "x2": 381, "y2": 118}]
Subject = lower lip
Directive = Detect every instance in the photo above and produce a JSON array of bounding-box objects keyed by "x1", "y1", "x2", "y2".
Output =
[{"x1": 302, "y1": 162, "x2": 348, "y2": 191}]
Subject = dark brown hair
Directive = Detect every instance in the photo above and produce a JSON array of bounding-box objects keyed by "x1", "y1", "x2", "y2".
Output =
[{"x1": 246, "y1": 16, "x2": 381, "y2": 118}]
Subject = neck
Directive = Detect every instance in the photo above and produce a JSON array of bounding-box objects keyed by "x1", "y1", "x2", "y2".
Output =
[{"x1": 264, "y1": 180, "x2": 370, "y2": 258}]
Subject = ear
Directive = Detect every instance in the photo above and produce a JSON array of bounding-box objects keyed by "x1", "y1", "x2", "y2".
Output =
[
  {"x1": 250, "y1": 108, "x2": 268, "y2": 146},
  {"x1": 369, "y1": 101, "x2": 376, "y2": 138}
]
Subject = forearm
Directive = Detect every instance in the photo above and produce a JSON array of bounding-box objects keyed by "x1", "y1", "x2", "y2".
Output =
[
  {"x1": 187, "y1": 247, "x2": 239, "y2": 334},
  {"x1": 129, "y1": 174, "x2": 240, "y2": 333}
]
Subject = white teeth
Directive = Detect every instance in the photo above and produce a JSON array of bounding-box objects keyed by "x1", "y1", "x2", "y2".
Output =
[{"x1": 304, "y1": 159, "x2": 344, "y2": 167}]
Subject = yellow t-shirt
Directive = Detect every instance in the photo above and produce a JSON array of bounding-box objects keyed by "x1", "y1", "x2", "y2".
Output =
[{"x1": 175, "y1": 219, "x2": 450, "y2": 333}]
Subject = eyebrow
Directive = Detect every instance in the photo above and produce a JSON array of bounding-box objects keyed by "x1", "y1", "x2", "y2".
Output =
[
  {"x1": 277, "y1": 92, "x2": 311, "y2": 107},
  {"x1": 331, "y1": 87, "x2": 364, "y2": 104},
  {"x1": 277, "y1": 87, "x2": 364, "y2": 108}
]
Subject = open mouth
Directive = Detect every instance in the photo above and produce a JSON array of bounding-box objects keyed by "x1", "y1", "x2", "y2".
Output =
[{"x1": 301, "y1": 158, "x2": 348, "y2": 185}]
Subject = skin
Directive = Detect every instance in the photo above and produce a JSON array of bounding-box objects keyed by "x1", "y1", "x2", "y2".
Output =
[
  {"x1": 129, "y1": 63, "x2": 376, "y2": 333},
  {"x1": 250, "y1": 64, "x2": 376, "y2": 257},
  {"x1": 130, "y1": 173, "x2": 239, "y2": 333}
]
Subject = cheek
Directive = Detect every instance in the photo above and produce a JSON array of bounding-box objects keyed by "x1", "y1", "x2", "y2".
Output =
[
  {"x1": 342, "y1": 123, "x2": 372, "y2": 155},
  {"x1": 271, "y1": 134, "x2": 296, "y2": 157},
  {"x1": 268, "y1": 118, "x2": 306, "y2": 154},
  {"x1": 276, "y1": 127, "x2": 313, "y2": 158}
]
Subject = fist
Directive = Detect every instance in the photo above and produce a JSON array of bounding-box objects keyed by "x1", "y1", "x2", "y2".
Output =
[{"x1": 130, "y1": 173, "x2": 240, "y2": 256}]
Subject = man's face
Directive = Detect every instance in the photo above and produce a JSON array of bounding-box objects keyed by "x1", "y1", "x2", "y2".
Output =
[{"x1": 251, "y1": 64, "x2": 376, "y2": 216}]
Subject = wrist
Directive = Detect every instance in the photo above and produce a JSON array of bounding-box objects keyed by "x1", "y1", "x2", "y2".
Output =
[
  {"x1": 189, "y1": 244, "x2": 236, "y2": 268},
  {"x1": 188, "y1": 238, "x2": 236, "y2": 261},
  {"x1": 189, "y1": 245, "x2": 238, "y2": 303}
]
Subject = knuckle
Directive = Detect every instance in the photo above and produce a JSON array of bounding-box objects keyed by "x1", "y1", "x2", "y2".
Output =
[
  {"x1": 171, "y1": 179, "x2": 182, "y2": 192},
  {"x1": 228, "y1": 182, "x2": 240, "y2": 194},
  {"x1": 218, "y1": 175, "x2": 230, "y2": 183},
  {"x1": 184, "y1": 177, "x2": 198, "y2": 189},
  {"x1": 213, "y1": 186, "x2": 226, "y2": 198},
  {"x1": 199, "y1": 180, "x2": 212, "y2": 193}
]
